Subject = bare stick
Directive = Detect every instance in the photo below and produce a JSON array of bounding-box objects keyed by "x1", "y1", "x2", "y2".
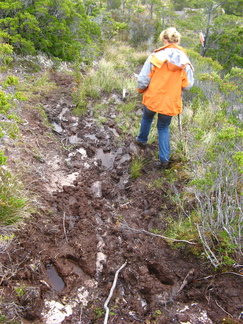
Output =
[
  {"x1": 177, "y1": 269, "x2": 195, "y2": 294},
  {"x1": 63, "y1": 212, "x2": 68, "y2": 242},
  {"x1": 78, "y1": 307, "x2": 83, "y2": 324},
  {"x1": 215, "y1": 300, "x2": 233, "y2": 318},
  {"x1": 197, "y1": 272, "x2": 243, "y2": 281},
  {"x1": 196, "y1": 223, "x2": 220, "y2": 267},
  {"x1": 104, "y1": 261, "x2": 127, "y2": 324},
  {"x1": 120, "y1": 222, "x2": 196, "y2": 245}
]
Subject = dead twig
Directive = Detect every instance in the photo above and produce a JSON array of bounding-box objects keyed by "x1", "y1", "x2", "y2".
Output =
[
  {"x1": 120, "y1": 222, "x2": 196, "y2": 245},
  {"x1": 196, "y1": 223, "x2": 220, "y2": 267},
  {"x1": 177, "y1": 269, "x2": 195, "y2": 294},
  {"x1": 215, "y1": 300, "x2": 233, "y2": 318},
  {"x1": 78, "y1": 307, "x2": 83, "y2": 324},
  {"x1": 197, "y1": 271, "x2": 243, "y2": 281},
  {"x1": 104, "y1": 261, "x2": 127, "y2": 324},
  {"x1": 35, "y1": 138, "x2": 41, "y2": 148}
]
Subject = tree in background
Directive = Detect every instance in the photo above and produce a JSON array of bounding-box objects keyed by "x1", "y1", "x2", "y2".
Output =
[
  {"x1": 0, "y1": 0, "x2": 242, "y2": 70},
  {"x1": 0, "y1": 0, "x2": 101, "y2": 61},
  {"x1": 206, "y1": 14, "x2": 243, "y2": 70},
  {"x1": 99, "y1": 0, "x2": 242, "y2": 71},
  {"x1": 174, "y1": 0, "x2": 243, "y2": 71},
  {"x1": 172, "y1": 0, "x2": 190, "y2": 10},
  {"x1": 221, "y1": 0, "x2": 243, "y2": 16}
]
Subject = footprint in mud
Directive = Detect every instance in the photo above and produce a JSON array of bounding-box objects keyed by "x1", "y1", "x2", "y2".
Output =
[{"x1": 147, "y1": 262, "x2": 174, "y2": 285}]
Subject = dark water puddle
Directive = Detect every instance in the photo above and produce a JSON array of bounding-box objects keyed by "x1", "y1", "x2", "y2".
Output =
[{"x1": 46, "y1": 262, "x2": 65, "y2": 292}]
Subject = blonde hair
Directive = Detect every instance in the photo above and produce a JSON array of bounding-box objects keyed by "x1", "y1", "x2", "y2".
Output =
[{"x1": 159, "y1": 27, "x2": 181, "y2": 44}]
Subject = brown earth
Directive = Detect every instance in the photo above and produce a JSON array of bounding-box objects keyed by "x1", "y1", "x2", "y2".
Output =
[{"x1": 0, "y1": 70, "x2": 243, "y2": 324}]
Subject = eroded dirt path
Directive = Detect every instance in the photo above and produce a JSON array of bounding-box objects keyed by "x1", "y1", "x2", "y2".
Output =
[{"x1": 1, "y1": 71, "x2": 243, "y2": 324}]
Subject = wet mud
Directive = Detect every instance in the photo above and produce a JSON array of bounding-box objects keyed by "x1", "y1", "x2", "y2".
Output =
[{"x1": 0, "y1": 71, "x2": 243, "y2": 324}]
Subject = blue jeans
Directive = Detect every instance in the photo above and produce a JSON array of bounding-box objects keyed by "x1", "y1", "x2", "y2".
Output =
[{"x1": 137, "y1": 105, "x2": 173, "y2": 162}]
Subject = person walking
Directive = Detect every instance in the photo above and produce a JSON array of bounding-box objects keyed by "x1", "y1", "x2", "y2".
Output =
[{"x1": 136, "y1": 27, "x2": 194, "y2": 168}]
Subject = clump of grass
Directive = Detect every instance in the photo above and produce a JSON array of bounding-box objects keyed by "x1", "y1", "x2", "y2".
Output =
[
  {"x1": 130, "y1": 156, "x2": 146, "y2": 179},
  {"x1": 127, "y1": 51, "x2": 150, "y2": 66},
  {"x1": 103, "y1": 43, "x2": 132, "y2": 66},
  {"x1": 18, "y1": 71, "x2": 57, "y2": 99},
  {"x1": 73, "y1": 58, "x2": 124, "y2": 116},
  {"x1": 117, "y1": 100, "x2": 136, "y2": 113},
  {"x1": 0, "y1": 167, "x2": 31, "y2": 225},
  {"x1": 0, "y1": 121, "x2": 20, "y2": 139},
  {"x1": 73, "y1": 43, "x2": 139, "y2": 116},
  {"x1": 87, "y1": 59, "x2": 123, "y2": 94}
]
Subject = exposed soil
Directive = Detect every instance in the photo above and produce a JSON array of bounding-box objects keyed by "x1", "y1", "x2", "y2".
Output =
[{"x1": 1, "y1": 70, "x2": 243, "y2": 324}]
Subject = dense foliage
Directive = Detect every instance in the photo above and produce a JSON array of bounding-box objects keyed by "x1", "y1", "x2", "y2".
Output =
[
  {"x1": 0, "y1": 0, "x2": 242, "y2": 69},
  {"x1": 0, "y1": 0, "x2": 101, "y2": 61}
]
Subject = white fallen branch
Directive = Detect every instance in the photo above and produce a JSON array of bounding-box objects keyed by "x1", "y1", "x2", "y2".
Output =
[
  {"x1": 196, "y1": 223, "x2": 220, "y2": 267},
  {"x1": 197, "y1": 271, "x2": 243, "y2": 281},
  {"x1": 103, "y1": 261, "x2": 127, "y2": 324},
  {"x1": 215, "y1": 299, "x2": 233, "y2": 318},
  {"x1": 120, "y1": 222, "x2": 196, "y2": 245},
  {"x1": 177, "y1": 268, "x2": 195, "y2": 294}
]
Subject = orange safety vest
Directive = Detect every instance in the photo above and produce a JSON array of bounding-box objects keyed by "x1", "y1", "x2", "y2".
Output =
[{"x1": 138, "y1": 44, "x2": 192, "y2": 116}]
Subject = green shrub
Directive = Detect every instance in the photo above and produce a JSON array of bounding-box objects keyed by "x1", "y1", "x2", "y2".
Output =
[
  {"x1": 3, "y1": 75, "x2": 19, "y2": 87},
  {"x1": 0, "y1": 32, "x2": 13, "y2": 68},
  {"x1": 0, "y1": 91, "x2": 11, "y2": 113},
  {"x1": 0, "y1": 0, "x2": 101, "y2": 61}
]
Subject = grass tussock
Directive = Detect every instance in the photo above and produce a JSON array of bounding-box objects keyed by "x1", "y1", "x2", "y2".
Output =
[
  {"x1": 0, "y1": 168, "x2": 31, "y2": 225},
  {"x1": 130, "y1": 156, "x2": 146, "y2": 179}
]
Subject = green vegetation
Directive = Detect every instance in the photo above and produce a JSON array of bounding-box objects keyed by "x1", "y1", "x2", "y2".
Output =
[
  {"x1": 14, "y1": 285, "x2": 26, "y2": 297},
  {"x1": 0, "y1": 0, "x2": 101, "y2": 62},
  {"x1": 0, "y1": 313, "x2": 20, "y2": 324},
  {"x1": 0, "y1": 50, "x2": 31, "y2": 226},
  {"x1": 130, "y1": 157, "x2": 145, "y2": 179},
  {"x1": 163, "y1": 76, "x2": 242, "y2": 267},
  {"x1": 0, "y1": 168, "x2": 31, "y2": 225}
]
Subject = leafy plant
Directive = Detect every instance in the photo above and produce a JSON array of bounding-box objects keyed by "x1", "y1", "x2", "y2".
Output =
[
  {"x1": 0, "y1": 32, "x2": 13, "y2": 68},
  {"x1": 0, "y1": 91, "x2": 11, "y2": 113},
  {"x1": 14, "y1": 285, "x2": 26, "y2": 297},
  {"x1": 93, "y1": 307, "x2": 105, "y2": 320},
  {"x1": 0, "y1": 151, "x2": 7, "y2": 165},
  {"x1": 3, "y1": 75, "x2": 19, "y2": 87}
]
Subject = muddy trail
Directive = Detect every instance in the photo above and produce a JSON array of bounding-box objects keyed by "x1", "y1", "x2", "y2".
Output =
[{"x1": 1, "y1": 71, "x2": 243, "y2": 324}]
